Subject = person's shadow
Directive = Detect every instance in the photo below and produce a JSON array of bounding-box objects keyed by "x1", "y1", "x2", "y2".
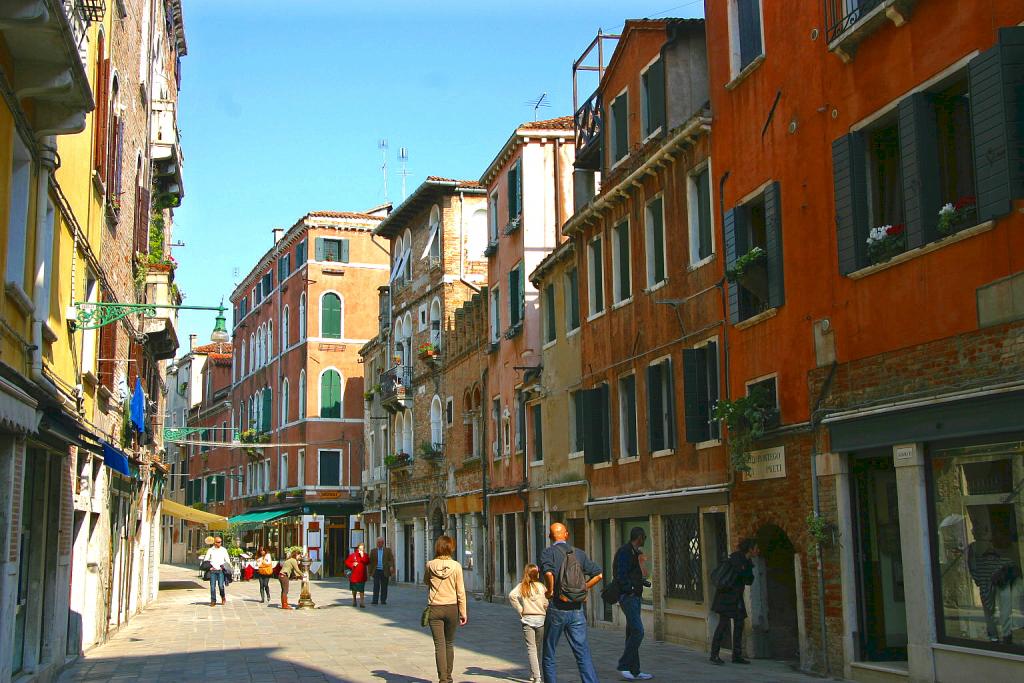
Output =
[
  {"x1": 369, "y1": 671, "x2": 431, "y2": 683},
  {"x1": 462, "y1": 665, "x2": 528, "y2": 681}
]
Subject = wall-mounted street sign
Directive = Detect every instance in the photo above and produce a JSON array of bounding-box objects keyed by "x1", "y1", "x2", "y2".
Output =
[{"x1": 743, "y1": 446, "x2": 786, "y2": 481}]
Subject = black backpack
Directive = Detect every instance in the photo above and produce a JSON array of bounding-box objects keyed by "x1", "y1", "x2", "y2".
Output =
[
  {"x1": 557, "y1": 546, "x2": 589, "y2": 603},
  {"x1": 710, "y1": 559, "x2": 739, "y2": 589}
]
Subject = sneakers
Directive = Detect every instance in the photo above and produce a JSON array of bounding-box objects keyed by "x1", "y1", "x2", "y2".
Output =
[
  {"x1": 732, "y1": 657, "x2": 751, "y2": 664},
  {"x1": 709, "y1": 655, "x2": 725, "y2": 665},
  {"x1": 620, "y1": 673, "x2": 636, "y2": 681}
]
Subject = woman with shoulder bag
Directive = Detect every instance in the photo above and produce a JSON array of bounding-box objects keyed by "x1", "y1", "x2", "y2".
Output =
[
  {"x1": 256, "y1": 547, "x2": 275, "y2": 604},
  {"x1": 345, "y1": 543, "x2": 371, "y2": 608},
  {"x1": 278, "y1": 549, "x2": 302, "y2": 610},
  {"x1": 424, "y1": 535, "x2": 467, "y2": 683}
]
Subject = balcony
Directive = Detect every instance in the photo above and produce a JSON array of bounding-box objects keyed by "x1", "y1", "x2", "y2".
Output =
[
  {"x1": 825, "y1": 0, "x2": 917, "y2": 62},
  {"x1": 379, "y1": 364, "x2": 412, "y2": 413},
  {"x1": 573, "y1": 91, "x2": 603, "y2": 171},
  {"x1": 0, "y1": 0, "x2": 98, "y2": 135},
  {"x1": 151, "y1": 99, "x2": 185, "y2": 200},
  {"x1": 142, "y1": 268, "x2": 179, "y2": 360}
]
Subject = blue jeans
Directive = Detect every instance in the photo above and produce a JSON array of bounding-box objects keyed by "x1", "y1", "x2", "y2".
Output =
[
  {"x1": 617, "y1": 593, "x2": 644, "y2": 674},
  {"x1": 542, "y1": 607, "x2": 598, "y2": 683},
  {"x1": 209, "y1": 569, "x2": 225, "y2": 603}
]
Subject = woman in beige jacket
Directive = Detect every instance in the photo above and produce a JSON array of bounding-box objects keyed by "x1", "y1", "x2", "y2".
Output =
[
  {"x1": 508, "y1": 563, "x2": 549, "y2": 683},
  {"x1": 425, "y1": 535, "x2": 467, "y2": 683}
]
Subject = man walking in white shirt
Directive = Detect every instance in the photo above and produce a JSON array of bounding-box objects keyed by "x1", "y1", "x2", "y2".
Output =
[{"x1": 203, "y1": 537, "x2": 232, "y2": 606}]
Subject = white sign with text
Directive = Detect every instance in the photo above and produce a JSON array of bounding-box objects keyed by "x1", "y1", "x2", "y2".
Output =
[{"x1": 743, "y1": 446, "x2": 787, "y2": 481}]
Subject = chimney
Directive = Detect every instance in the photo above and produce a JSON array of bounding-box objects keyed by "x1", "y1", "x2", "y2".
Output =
[
  {"x1": 189, "y1": 334, "x2": 197, "y2": 351},
  {"x1": 272, "y1": 227, "x2": 284, "y2": 243}
]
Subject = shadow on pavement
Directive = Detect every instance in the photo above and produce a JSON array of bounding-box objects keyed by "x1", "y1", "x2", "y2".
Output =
[{"x1": 368, "y1": 671, "x2": 431, "y2": 683}]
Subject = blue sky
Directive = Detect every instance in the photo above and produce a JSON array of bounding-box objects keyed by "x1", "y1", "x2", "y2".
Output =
[{"x1": 173, "y1": 0, "x2": 704, "y2": 344}]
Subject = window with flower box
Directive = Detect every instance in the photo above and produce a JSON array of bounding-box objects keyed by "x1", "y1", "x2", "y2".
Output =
[{"x1": 723, "y1": 182, "x2": 783, "y2": 322}]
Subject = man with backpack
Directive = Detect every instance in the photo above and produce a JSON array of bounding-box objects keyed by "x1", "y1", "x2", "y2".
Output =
[
  {"x1": 612, "y1": 527, "x2": 653, "y2": 680},
  {"x1": 708, "y1": 538, "x2": 758, "y2": 665},
  {"x1": 539, "y1": 522, "x2": 603, "y2": 683}
]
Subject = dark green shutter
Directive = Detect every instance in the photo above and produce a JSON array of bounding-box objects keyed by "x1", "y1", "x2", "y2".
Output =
[
  {"x1": 568, "y1": 269, "x2": 580, "y2": 329},
  {"x1": 509, "y1": 267, "x2": 521, "y2": 326},
  {"x1": 262, "y1": 389, "x2": 272, "y2": 432},
  {"x1": 616, "y1": 221, "x2": 631, "y2": 300},
  {"x1": 515, "y1": 159, "x2": 522, "y2": 219},
  {"x1": 722, "y1": 207, "x2": 748, "y2": 323},
  {"x1": 612, "y1": 95, "x2": 628, "y2": 162},
  {"x1": 532, "y1": 404, "x2": 543, "y2": 461},
  {"x1": 623, "y1": 375, "x2": 637, "y2": 456},
  {"x1": 737, "y1": 0, "x2": 762, "y2": 70},
  {"x1": 832, "y1": 133, "x2": 869, "y2": 275},
  {"x1": 764, "y1": 182, "x2": 784, "y2": 309},
  {"x1": 322, "y1": 293, "x2": 341, "y2": 338},
  {"x1": 321, "y1": 371, "x2": 341, "y2": 418},
  {"x1": 341, "y1": 238, "x2": 350, "y2": 263},
  {"x1": 899, "y1": 92, "x2": 941, "y2": 249},
  {"x1": 650, "y1": 198, "x2": 665, "y2": 282},
  {"x1": 647, "y1": 58, "x2": 665, "y2": 134},
  {"x1": 508, "y1": 161, "x2": 521, "y2": 220},
  {"x1": 582, "y1": 386, "x2": 609, "y2": 464},
  {"x1": 544, "y1": 285, "x2": 556, "y2": 342},
  {"x1": 706, "y1": 341, "x2": 720, "y2": 439},
  {"x1": 683, "y1": 348, "x2": 710, "y2": 443},
  {"x1": 573, "y1": 391, "x2": 585, "y2": 452},
  {"x1": 185, "y1": 477, "x2": 193, "y2": 504},
  {"x1": 664, "y1": 357, "x2": 677, "y2": 449},
  {"x1": 696, "y1": 168, "x2": 713, "y2": 259},
  {"x1": 297, "y1": 241, "x2": 306, "y2": 265},
  {"x1": 591, "y1": 239, "x2": 604, "y2": 312},
  {"x1": 969, "y1": 28, "x2": 1024, "y2": 222},
  {"x1": 647, "y1": 364, "x2": 664, "y2": 452},
  {"x1": 314, "y1": 237, "x2": 325, "y2": 261},
  {"x1": 217, "y1": 475, "x2": 226, "y2": 502}
]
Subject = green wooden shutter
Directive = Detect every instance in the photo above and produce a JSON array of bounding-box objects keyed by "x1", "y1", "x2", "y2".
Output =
[
  {"x1": 650, "y1": 197, "x2": 666, "y2": 282},
  {"x1": 682, "y1": 348, "x2": 710, "y2": 443},
  {"x1": 185, "y1": 477, "x2": 193, "y2": 504},
  {"x1": 507, "y1": 161, "x2": 520, "y2": 221},
  {"x1": 899, "y1": 92, "x2": 941, "y2": 249},
  {"x1": 341, "y1": 238, "x2": 350, "y2": 263},
  {"x1": 832, "y1": 133, "x2": 869, "y2": 275},
  {"x1": 509, "y1": 267, "x2": 521, "y2": 327},
  {"x1": 696, "y1": 168, "x2": 713, "y2": 259},
  {"x1": 321, "y1": 371, "x2": 341, "y2": 418},
  {"x1": 568, "y1": 269, "x2": 580, "y2": 329},
  {"x1": 737, "y1": 0, "x2": 762, "y2": 70},
  {"x1": 322, "y1": 293, "x2": 341, "y2": 338},
  {"x1": 515, "y1": 159, "x2": 523, "y2": 219},
  {"x1": 314, "y1": 237, "x2": 325, "y2": 261},
  {"x1": 532, "y1": 404, "x2": 543, "y2": 461},
  {"x1": 764, "y1": 182, "x2": 785, "y2": 309},
  {"x1": 623, "y1": 375, "x2": 637, "y2": 456},
  {"x1": 646, "y1": 364, "x2": 663, "y2": 452},
  {"x1": 591, "y1": 239, "x2": 604, "y2": 312},
  {"x1": 722, "y1": 207, "x2": 748, "y2": 323},
  {"x1": 707, "y1": 341, "x2": 720, "y2": 440},
  {"x1": 648, "y1": 58, "x2": 665, "y2": 134},
  {"x1": 582, "y1": 386, "x2": 609, "y2": 464},
  {"x1": 616, "y1": 221, "x2": 631, "y2": 300},
  {"x1": 262, "y1": 389, "x2": 272, "y2": 432},
  {"x1": 969, "y1": 28, "x2": 1024, "y2": 222},
  {"x1": 613, "y1": 95, "x2": 628, "y2": 162},
  {"x1": 544, "y1": 285, "x2": 556, "y2": 342},
  {"x1": 217, "y1": 475, "x2": 226, "y2": 502}
]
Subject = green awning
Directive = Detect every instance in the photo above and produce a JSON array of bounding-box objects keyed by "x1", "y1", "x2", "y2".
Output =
[{"x1": 227, "y1": 508, "x2": 298, "y2": 529}]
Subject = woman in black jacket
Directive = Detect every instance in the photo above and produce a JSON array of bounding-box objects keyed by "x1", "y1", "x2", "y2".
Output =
[{"x1": 709, "y1": 538, "x2": 758, "y2": 665}]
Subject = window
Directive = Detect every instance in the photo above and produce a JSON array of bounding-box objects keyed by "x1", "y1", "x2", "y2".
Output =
[
  {"x1": 430, "y1": 395, "x2": 443, "y2": 449},
  {"x1": 281, "y1": 378, "x2": 290, "y2": 425},
  {"x1": 508, "y1": 262, "x2": 524, "y2": 329},
  {"x1": 261, "y1": 387, "x2": 272, "y2": 432},
  {"x1": 645, "y1": 197, "x2": 667, "y2": 286},
  {"x1": 930, "y1": 441, "x2": 1024, "y2": 655},
  {"x1": 647, "y1": 357, "x2": 677, "y2": 453},
  {"x1": 296, "y1": 240, "x2": 307, "y2": 266},
  {"x1": 282, "y1": 305, "x2": 289, "y2": 349},
  {"x1": 278, "y1": 253, "x2": 291, "y2": 281},
  {"x1": 402, "y1": 230, "x2": 412, "y2": 282},
  {"x1": 688, "y1": 167, "x2": 713, "y2": 264},
  {"x1": 279, "y1": 453, "x2": 288, "y2": 490},
  {"x1": 683, "y1": 341, "x2": 721, "y2": 443},
  {"x1": 529, "y1": 403, "x2": 543, "y2": 462},
  {"x1": 507, "y1": 158, "x2": 522, "y2": 221},
  {"x1": 565, "y1": 268, "x2": 580, "y2": 332},
  {"x1": 491, "y1": 397, "x2": 501, "y2": 458},
  {"x1": 543, "y1": 284, "x2": 556, "y2": 343},
  {"x1": 297, "y1": 449, "x2": 305, "y2": 487},
  {"x1": 488, "y1": 190, "x2": 499, "y2": 245},
  {"x1": 514, "y1": 390, "x2": 526, "y2": 453},
  {"x1": 746, "y1": 375, "x2": 779, "y2": 420},
  {"x1": 569, "y1": 389, "x2": 585, "y2": 453},
  {"x1": 321, "y1": 292, "x2": 342, "y2": 339},
  {"x1": 5, "y1": 134, "x2": 31, "y2": 287},
  {"x1": 445, "y1": 396, "x2": 454, "y2": 426},
  {"x1": 582, "y1": 384, "x2": 611, "y2": 464},
  {"x1": 298, "y1": 293, "x2": 306, "y2": 340},
  {"x1": 315, "y1": 237, "x2": 349, "y2": 263},
  {"x1": 724, "y1": 182, "x2": 784, "y2": 322},
  {"x1": 610, "y1": 91, "x2": 628, "y2": 165},
  {"x1": 429, "y1": 298, "x2": 442, "y2": 350},
  {"x1": 729, "y1": 0, "x2": 763, "y2": 76},
  {"x1": 611, "y1": 220, "x2": 631, "y2": 304},
  {"x1": 319, "y1": 369, "x2": 342, "y2": 419},
  {"x1": 618, "y1": 374, "x2": 638, "y2": 458},
  {"x1": 318, "y1": 450, "x2": 341, "y2": 487},
  {"x1": 297, "y1": 370, "x2": 306, "y2": 418},
  {"x1": 427, "y1": 205, "x2": 442, "y2": 264},
  {"x1": 267, "y1": 319, "x2": 273, "y2": 359},
  {"x1": 261, "y1": 272, "x2": 273, "y2": 299},
  {"x1": 588, "y1": 236, "x2": 605, "y2": 316},
  {"x1": 490, "y1": 287, "x2": 501, "y2": 343},
  {"x1": 665, "y1": 514, "x2": 702, "y2": 600},
  {"x1": 641, "y1": 58, "x2": 665, "y2": 139}
]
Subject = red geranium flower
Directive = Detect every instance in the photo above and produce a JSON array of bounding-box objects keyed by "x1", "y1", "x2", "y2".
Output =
[
  {"x1": 885, "y1": 224, "x2": 905, "y2": 236},
  {"x1": 954, "y1": 196, "x2": 976, "y2": 210}
]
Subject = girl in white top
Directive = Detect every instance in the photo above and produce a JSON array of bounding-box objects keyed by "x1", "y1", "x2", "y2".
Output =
[{"x1": 508, "y1": 563, "x2": 549, "y2": 683}]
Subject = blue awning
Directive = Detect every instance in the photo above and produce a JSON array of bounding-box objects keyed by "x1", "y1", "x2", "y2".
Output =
[{"x1": 102, "y1": 441, "x2": 134, "y2": 478}]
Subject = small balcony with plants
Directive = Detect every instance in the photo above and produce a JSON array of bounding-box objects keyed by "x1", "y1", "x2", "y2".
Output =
[
  {"x1": 384, "y1": 452, "x2": 412, "y2": 470},
  {"x1": 239, "y1": 428, "x2": 271, "y2": 459},
  {"x1": 379, "y1": 364, "x2": 413, "y2": 413},
  {"x1": 418, "y1": 440, "x2": 444, "y2": 463}
]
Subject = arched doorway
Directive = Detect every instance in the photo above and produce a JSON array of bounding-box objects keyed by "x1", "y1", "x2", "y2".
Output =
[{"x1": 751, "y1": 524, "x2": 800, "y2": 661}]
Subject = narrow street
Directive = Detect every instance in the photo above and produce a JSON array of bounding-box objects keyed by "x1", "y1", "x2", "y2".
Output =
[{"x1": 58, "y1": 565, "x2": 829, "y2": 683}]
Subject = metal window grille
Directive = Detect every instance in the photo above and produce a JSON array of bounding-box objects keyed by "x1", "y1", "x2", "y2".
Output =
[
  {"x1": 665, "y1": 514, "x2": 703, "y2": 600},
  {"x1": 75, "y1": 0, "x2": 107, "y2": 23}
]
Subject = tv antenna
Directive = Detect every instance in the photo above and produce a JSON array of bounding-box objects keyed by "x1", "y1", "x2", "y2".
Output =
[
  {"x1": 397, "y1": 147, "x2": 411, "y2": 201},
  {"x1": 378, "y1": 138, "x2": 389, "y2": 200},
  {"x1": 525, "y1": 92, "x2": 550, "y2": 121}
]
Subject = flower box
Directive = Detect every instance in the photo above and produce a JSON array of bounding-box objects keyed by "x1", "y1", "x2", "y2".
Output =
[
  {"x1": 725, "y1": 247, "x2": 766, "y2": 282},
  {"x1": 866, "y1": 224, "x2": 906, "y2": 264},
  {"x1": 937, "y1": 196, "x2": 977, "y2": 237},
  {"x1": 384, "y1": 452, "x2": 412, "y2": 469},
  {"x1": 417, "y1": 343, "x2": 439, "y2": 360}
]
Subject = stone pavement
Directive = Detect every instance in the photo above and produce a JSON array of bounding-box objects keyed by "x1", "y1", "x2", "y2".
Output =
[{"x1": 58, "y1": 564, "x2": 832, "y2": 683}]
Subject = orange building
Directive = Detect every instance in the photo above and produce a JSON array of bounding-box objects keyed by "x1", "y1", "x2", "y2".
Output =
[{"x1": 706, "y1": 1, "x2": 1024, "y2": 679}]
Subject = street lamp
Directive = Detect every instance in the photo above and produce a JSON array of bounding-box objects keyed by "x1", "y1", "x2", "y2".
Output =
[{"x1": 70, "y1": 300, "x2": 232, "y2": 343}]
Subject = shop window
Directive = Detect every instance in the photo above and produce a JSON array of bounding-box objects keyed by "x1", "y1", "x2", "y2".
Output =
[
  {"x1": 930, "y1": 440, "x2": 1024, "y2": 654},
  {"x1": 665, "y1": 514, "x2": 703, "y2": 601}
]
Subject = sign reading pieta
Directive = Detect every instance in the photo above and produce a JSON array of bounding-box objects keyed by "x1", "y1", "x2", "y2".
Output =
[{"x1": 743, "y1": 446, "x2": 786, "y2": 481}]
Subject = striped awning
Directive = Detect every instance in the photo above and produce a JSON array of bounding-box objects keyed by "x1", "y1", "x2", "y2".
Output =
[
  {"x1": 0, "y1": 378, "x2": 39, "y2": 434},
  {"x1": 227, "y1": 508, "x2": 297, "y2": 529}
]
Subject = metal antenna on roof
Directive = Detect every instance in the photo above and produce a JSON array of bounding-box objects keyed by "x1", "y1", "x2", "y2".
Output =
[
  {"x1": 397, "y1": 147, "x2": 411, "y2": 201},
  {"x1": 378, "y1": 138, "x2": 389, "y2": 200},
  {"x1": 525, "y1": 92, "x2": 550, "y2": 121}
]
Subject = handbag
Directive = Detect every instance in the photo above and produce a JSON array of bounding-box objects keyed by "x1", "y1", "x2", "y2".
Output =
[
  {"x1": 600, "y1": 581, "x2": 622, "y2": 605},
  {"x1": 200, "y1": 559, "x2": 213, "y2": 571},
  {"x1": 258, "y1": 562, "x2": 274, "y2": 576},
  {"x1": 421, "y1": 605, "x2": 431, "y2": 628}
]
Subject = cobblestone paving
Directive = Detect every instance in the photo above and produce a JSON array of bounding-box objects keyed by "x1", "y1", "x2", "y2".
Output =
[{"x1": 58, "y1": 565, "x2": 834, "y2": 683}]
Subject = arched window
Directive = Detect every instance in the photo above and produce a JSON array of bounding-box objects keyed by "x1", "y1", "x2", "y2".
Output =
[
  {"x1": 298, "y1": 293, "x2": 307, "y2": 340},
  {"x1": 402, "y1": 229, "x2": 413, "y2": 282},
  {"x1": 403, "y1": 411, "x2": 413, "y2": 457},
  {"x1": 248, "y1": 396, "x2": 255, "y2": 429},
  {"x1": 403, "y1": 313, "x2": 413, "y2": 366},
  {"x1": 469, "y1": 208, "x2": 488, "y2": 259},
  {"x1": 267, "y1": 319, "x2": 273, "y2": 360},
  {"x1": 298, "y1": 370, "x2": 306, "y2": 418},
  {"x1": 430, "y1": 395, "x2": 443, "y2": 449},
  {"x1": 394, "y1": 413, "x2": 405, "y2": 454},
  {"x1": 240, "y1": 346, "x2": 246, "y2": 377},
  {"x1": 282, "y1": 305, "x2": 289, "y2": 349},
  {"x1": 261, "y1": 387, "x2": 272, "y2": 432},
  {"x1": 319, "y1": 368, "x2": 341, "y2": 418},
  {"x1": 393, "y1": 317, "x2": 405, "y2": 367},
  {"x1": 239, "y1": 402, "x2": 244, "y2": 430},
  {"x1": 429, "y1": 298, "x2": 442, "y2": 351},
  {"x1": 321, "y1": 292, "x2": 342, "y2": 339},
  {"x1": 428, "y1": 205, "x2": 441, "y2": 262},
  {"x1": 249, "y1": 334, "x2": 255, "y2": 372},
  {"x1": 281, "y1": 378, "x2": 290, "y2": 425}
]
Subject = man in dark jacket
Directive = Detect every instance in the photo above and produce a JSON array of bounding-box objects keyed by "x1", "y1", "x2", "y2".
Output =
[
  {"x1": 613, "y1": 527, "x2": 653, "y2": 680},
  {"x1": 709, "y1": 538, "x2": 758, "y2": 665}
]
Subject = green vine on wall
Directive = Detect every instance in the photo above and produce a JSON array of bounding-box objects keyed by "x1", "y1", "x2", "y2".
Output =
[{"x1": 712, "y1": 385, "x2": 778, "y2": 472}]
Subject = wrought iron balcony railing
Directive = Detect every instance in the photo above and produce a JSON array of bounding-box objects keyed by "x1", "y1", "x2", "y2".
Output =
[
  {"x1": 574, "y1": 91, "x2": 603, "y2": 164},
  {"x1": 379, "y1": 365, "x2": 412, "y2": 402},
  {"x1": 824, "y1": 0, "x2": 884, "y2": 43}
]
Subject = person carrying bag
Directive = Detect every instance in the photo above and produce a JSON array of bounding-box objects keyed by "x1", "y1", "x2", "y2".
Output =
[{"x1": 256, "y1": 547, "x2": 275, "y2": 604}]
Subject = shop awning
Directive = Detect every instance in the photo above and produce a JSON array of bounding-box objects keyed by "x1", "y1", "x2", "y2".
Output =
[
  {"x1": 227, "y1": 508, "x2": 297, "y2": 529},
  {"x1": 162, "y1": 499, "x2": 229, "y2": 530},
  {"x1": 0, "y1": 378, "x2": 39, "y2": 434}
]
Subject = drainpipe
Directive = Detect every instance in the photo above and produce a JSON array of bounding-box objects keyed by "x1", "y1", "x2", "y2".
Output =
[
  {"x1": 480, "y1": 366, "x2": 491, "y2": 601},
  {"x1": 716, "y1": 170, "x2": 736, "y2": 493},
  {"x1": 809, "y1": 361, "x2": 838, "y2": 675},
  {"x1": 31, "y1": 138, "x2": 74, "y2": 411}
]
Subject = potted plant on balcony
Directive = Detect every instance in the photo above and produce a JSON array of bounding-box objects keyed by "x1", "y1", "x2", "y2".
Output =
[
  {"x1": 417, "y1": 342, "x2": 438, "y2": 360},
  {"x1": 418, "y1": 440, "x2": 443, "y2": 461},
  {"x1": 239, "y1": 428, "x2": 270, "y2": 458},
  {"x1": 725, "y1": 247, "x2": 766, "y2": 283},
  {"x1": 865, "y1": 224, "x2": 906, "y2": 264},
  {"x1": 712, "y1": 385, "x2": 779, "y2": 473},
  {"x1": 384, "y1": 452, "x2": 412, "y2": 469},
  {"x1": 363, "y1": 389, "x2": 375, "y2": 402}
]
